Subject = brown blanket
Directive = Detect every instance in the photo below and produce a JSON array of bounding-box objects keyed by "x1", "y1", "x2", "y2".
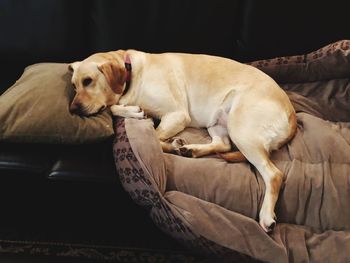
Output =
[{"x1": 113, "y1": 40, "x2": 350, "y2": 263}]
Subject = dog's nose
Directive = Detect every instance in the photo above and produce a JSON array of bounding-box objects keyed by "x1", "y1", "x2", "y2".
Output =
[{"x1": 69, "y1": 102, "x2": 82, "y2": 115}]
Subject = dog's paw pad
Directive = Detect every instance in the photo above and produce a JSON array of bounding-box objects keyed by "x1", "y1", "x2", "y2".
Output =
[
  {"x1": 269, "y1": 221, "x2": 276, "y2": 231},
  {"x1": 259, "y1": 216, "x2": 277, "y2": 233},
  {"x1": 178, "y1": 147, "x2": 193, "y2": 157},
  {"x1": 167, "y1": 137, "x2": 186, "y2": 148},
  {"x1": 174, "y1": 138, "x2": 186, "y2": 147}
]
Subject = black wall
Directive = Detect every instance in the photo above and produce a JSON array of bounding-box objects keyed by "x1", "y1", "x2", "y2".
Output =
[{"x1": 1, "y1": 0, "x2": 350, "y2": 91}]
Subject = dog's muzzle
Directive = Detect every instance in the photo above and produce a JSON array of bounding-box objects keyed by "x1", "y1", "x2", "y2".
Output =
[{"x1": 69, "y1": 102, "x2": 106, "y2": 116}]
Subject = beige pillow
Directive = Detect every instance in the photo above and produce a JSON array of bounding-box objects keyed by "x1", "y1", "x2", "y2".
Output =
[{"x1": 0, "y1": 63, "x2": 114, "y2": 144}]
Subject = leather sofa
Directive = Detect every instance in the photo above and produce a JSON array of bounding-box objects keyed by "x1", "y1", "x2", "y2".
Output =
[{"x1": 0, "y1": 0, "x2": 349, "y2": 261}]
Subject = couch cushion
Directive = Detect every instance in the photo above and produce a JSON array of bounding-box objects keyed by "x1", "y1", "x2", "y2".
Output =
[
  {"x1": 248, "y1": 40, "x2": 350, "y2": 84},
  {"x1": 0, "y1": 63, "x2": 114, "y2": 144},
  {"x1": 47, "y1": 141, "x2": 116, "y2": 182},
  {"x1": 0, "y1": 142, "x2": 55, "y2": 177}
]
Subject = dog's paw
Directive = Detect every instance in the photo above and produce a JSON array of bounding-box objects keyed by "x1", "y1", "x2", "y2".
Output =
[
  {"x1": 166, "y1": 137, "x2": 186, "y2": 148},
  {"x1": 259, "y1": 212, "x2": 277, "y2": 233},
  {"x1": 125, "y1": 105, "x2": 146, "y2": 119},
  {"x1": 126, "y1": 105, "x2": 142, "y2": 113},
  {"x1": 110, "y1": 105, "x2": 145, "y2": 119},
  {"x1": 177, "y1": 146, "x2": 194, "y2": 157},
  {"x1": 110, "y1": 105, "x2": 120, "y2": 116},
  {"x1": 131, "y1": 110, "x2": 145, "y2": 119}
]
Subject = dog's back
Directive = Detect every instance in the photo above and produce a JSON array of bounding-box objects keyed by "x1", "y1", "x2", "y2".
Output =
[{"x1": 127, "y1": 51, "x2": 293, "y2": 131}]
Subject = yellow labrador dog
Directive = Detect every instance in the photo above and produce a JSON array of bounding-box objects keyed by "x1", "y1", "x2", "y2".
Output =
[{"x1": 69, "y1": 50, "x2": 297, "y2": 232}]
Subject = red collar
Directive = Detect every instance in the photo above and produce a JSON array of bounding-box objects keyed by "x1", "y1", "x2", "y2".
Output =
[{"x1": 124, "y1": 54, "x2": 132, "y2": 94}]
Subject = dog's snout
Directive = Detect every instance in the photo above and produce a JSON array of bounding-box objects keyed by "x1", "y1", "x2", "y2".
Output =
[{"x1": 69, "y1": 102, "x2": 82, "y2": 115}]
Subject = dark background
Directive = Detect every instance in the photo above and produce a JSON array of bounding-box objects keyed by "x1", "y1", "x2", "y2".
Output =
[
  {"x1": 0, "y1": 1, "x2": 350, "y2": 260},
  {"x1": 1, "y1": 0, "x2": 350, "y2": 93}
]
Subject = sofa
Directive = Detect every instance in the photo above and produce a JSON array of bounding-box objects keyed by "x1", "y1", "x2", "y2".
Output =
[{"x1": 0, "y1": 1, "x2": 349, "y2": 262}]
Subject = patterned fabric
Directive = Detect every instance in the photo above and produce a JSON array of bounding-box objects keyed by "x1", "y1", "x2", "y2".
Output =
[
  {"x1": 113, "y1": 117, "x2": 258, "y2": 263},
  {"x1": 248, "y1": 54, "x2": 305, "y2": 68},
  {"x1": 114, "y1": 119, "x2": 159, "y2": 209},
  {"x1": 248, "y1": 39, "x2": 350, "y2": 68}
]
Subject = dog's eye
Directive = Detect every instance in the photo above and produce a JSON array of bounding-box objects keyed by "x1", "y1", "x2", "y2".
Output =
[{"x1": 82, "y1": 77, "x2": 92, "y2": 87}]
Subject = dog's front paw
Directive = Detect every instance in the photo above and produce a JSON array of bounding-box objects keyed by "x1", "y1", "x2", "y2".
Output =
[
  {"x1": 110, "y1": 105, "x2": 120, "y2": 116},
  {"x1": 125, "y1": 105, "x2": 145, "y2": 119},
  {"x1": 132, "y1": 110, "x2": 145, "y2": 119},
  {"x1": 126, "y1": 105, "x2": 142, "y2": 113},
  {"x1": 110, "y1": 105, "x2": 145, "y2": 119}
]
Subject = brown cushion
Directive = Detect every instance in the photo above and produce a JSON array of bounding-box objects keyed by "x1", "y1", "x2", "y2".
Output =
[
  {"x1": 114, "y1": 111, "x2": 350, "y2": 262},
  {"x1": 113, "y1": 40, "x2": 350, "y2": 262},
  {"x1": 0, "y1": 63, "x2": 114, "y2": 144},
  {"x1": 248, "y1": 40, "x2": 350, "y2": 83}
]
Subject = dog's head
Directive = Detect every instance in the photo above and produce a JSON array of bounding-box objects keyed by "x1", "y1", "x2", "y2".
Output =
[{"x1": 68, "y1": 51, "x2": 127, "y2": 116}]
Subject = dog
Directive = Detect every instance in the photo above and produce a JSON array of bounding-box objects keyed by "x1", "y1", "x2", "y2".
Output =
[{"x1": 69, "y1": 50, "x2": 297, "y2": 232}]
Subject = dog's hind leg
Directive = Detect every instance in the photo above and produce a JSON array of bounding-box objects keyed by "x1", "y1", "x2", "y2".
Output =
[
  {"x1": 178, "y1": 125, "x2": 232, "y2": 158},
  {"x1": 229, "y1": 134, "x2": 282, "y2": 232},
  {"x1": 227, "y1": 113, "x2": 287, "y2": 232},
  {"x1": 156, "y1": 111, "x2": 191, "y2": 141},
  {"x1": 249, "y1": 150, "x2": 282, "y2": 232},
  {"x1": 218, "y1": 151, "x2": 247, "y2": 162},
  {"x1": 155, "y1": 111, "x2": 192, "y2": 153}
]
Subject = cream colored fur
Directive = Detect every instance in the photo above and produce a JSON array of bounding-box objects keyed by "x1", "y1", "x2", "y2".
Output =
[{"x1": 69, "y1": 50, "x2": 297, "y2": 232}]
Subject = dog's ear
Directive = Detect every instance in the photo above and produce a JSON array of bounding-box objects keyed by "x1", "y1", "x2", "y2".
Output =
[
  {"x1": 68, "y1": 61, "x2": 81, "y2": 73},
  {"x1": 98, "y1": 61, "x2": 126, "y2": 94}
]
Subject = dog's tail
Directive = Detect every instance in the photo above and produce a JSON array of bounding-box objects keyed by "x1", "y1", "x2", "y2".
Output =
[{"x1": 217, "y1": 151, "x2": 247, "y2": 162}]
